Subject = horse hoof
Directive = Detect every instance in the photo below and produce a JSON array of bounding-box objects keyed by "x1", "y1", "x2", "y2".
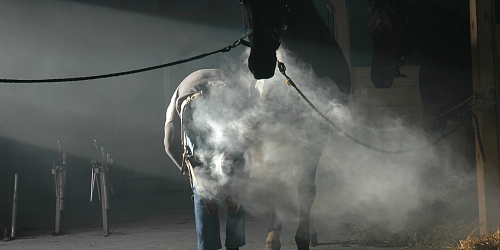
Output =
[
  {"x1": 266, "y1": 231, "x2": 281, "y2": 250},
  {"x1": 265, "y1": 240, "x2": 281, "y2": 250},
  {"x1": 295, "y1": 238, "x2": 310, "y2": 250},
  {"x1": 310, "y1": 232, "x2": 318, "y2": 247}
]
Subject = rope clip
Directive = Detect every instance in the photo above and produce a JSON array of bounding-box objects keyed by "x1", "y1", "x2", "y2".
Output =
[{"x1": 277, "y1": 61, "x2": 286, "y2": 74}]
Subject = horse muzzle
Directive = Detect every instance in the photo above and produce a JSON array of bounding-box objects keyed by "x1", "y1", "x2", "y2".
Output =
[
  {"x1": 247, "y1": 32, "x2": 281, "y2": 79},
  {"x1": 248, "y1": 51, "x2": 277, "y2": 79},
  {"x1": 370, "y1": 64, "x2": 396, "y2": 89}
]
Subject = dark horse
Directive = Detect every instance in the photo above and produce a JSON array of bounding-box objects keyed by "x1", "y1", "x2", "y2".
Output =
[
  {"x1": 366, "y1": 0, "x2": 472, "y2": 134},
  {"x1": 239, "y1": 0, "x2": 351, "y2": 249},
  {"x1": 366, "y1": 0, "x2": 477, "y2": 229}
]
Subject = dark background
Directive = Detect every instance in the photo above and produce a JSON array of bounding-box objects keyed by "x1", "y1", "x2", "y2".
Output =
[{"x1": 0, "y1": 0, "x2": 470, "y2": 231}]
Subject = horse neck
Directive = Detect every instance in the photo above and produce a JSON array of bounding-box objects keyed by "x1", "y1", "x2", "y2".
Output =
[
  {"x1": 281, "y1": 0, "x2": 336, "y2": 55},
  {"x1": 276, "y1": 0, "x2": 351, "y2": 100}
]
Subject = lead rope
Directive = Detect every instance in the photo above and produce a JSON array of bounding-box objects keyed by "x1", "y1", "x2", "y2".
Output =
[
  {"x1": 0, "y1": 40, "x2": 247, "y2": 83},
  {"x1": 277, "y1": 60, "x2": 478, "y2": 155}
]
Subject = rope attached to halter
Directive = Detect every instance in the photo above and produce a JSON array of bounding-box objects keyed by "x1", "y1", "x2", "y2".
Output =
[
  {"x1": 0, "y1": 40, "x2": 247, "y2": 84},
  {"x1": 277, "y1": 60, "x2": 484, "y2": 158}
]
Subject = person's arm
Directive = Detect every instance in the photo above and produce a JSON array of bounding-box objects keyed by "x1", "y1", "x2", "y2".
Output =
[{"x1": 164, "y1": 92, "x2": 184, "y2": 171}]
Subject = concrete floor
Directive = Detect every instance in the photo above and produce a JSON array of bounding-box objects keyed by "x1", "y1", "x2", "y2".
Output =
[{"x1": 1, "y1": 192, "x2": 404, "y2": 250}]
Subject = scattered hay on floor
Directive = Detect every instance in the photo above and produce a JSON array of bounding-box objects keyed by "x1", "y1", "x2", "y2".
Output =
[
  {"x1": 342, "y1": 212, "x2": 478, "y2": 249},
  {"x1": 341, "y1": 179, "x2": 479, "y2": 249},
  {"x1": 454, "y1": 228, "x2": 500, "y2": 250}
]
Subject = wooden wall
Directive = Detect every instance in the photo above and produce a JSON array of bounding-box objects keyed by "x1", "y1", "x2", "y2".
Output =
[{"x1": 351, "y1": 66, "x2": 423, "y2": 124}]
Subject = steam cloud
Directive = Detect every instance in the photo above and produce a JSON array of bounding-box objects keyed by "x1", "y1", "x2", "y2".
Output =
[{"x1": 186, "y1": 46, "x2": 477, "y2": 233}]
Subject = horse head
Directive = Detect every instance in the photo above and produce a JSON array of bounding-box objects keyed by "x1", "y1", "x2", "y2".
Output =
[
  {"x1": 239, "y1": 0, "x2": 289, "y2": 79},
  {"x1": 367, "y1": 0, "x2": 414, "y2": 88}
]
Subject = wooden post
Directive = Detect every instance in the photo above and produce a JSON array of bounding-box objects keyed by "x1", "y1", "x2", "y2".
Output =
[
  {"x1": 329, "y1": 0, "x2": 354, "y2": 107},
  {"x1": 330, "y1": 0, "x2": 351, "y2": 70},
  {"x1": 54, "y1": 168, "x2": 61, "y2": 235},
  {"x1": 10, "y1": 173, "x2": 19, "y2": 239},
  {"x1": 470, "y1": 0, "x2": 500, "y2": 235},
  {"x1": 100, "y1": 148, "x2": 110, "y2": 236},
  {"x1": 53, "y1": 153, "x2": 67, "y2": 235},
  {"x1": 100, "y1": 168, "x2": 109, "y2": 236}
]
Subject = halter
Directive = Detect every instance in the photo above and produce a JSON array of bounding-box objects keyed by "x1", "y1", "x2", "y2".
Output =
[{"x1": 239, "y1": 2, "x2": 290, "y2": 44}]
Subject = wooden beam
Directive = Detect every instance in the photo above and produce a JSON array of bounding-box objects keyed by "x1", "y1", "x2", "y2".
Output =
[
  {"x1": 208, "y1": 0, "x2": 234, "y2": 10},
  {"x1": 158, "y1": 0, "x2": 177, "y2": 11},
  {"x1": 470, "y1": 0, "x2": 500, "y2": 235}
]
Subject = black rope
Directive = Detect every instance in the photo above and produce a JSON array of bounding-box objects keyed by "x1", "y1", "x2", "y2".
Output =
[
  {"x1": 473, "y1": 94, "x2": 500, "y2": 107},
  {"x1": 277, "y1": 61, "x2": 469, "y2": 154},
  {"x1": 359, "y1": 94, "x2": 473, "y2": 132},
  {"x1": 0, "y1": 40, "x2": 246, "y2": 83}
]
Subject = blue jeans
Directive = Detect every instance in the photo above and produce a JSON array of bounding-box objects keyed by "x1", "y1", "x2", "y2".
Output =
[{"x1": 193, "y1": 186, "x2": 246, "y2": 250}]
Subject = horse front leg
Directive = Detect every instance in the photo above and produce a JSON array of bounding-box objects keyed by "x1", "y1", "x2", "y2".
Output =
[
  {"x1": 295, "y1": 148, "x2": 321, "y2": 250},
  {"x1": 265, "y1": 182, "x2": 318, "y2": 250},
  {"x1": 295, "y1": 141, "x2": 326, "y2": 250},
  {"x1": 309, "y1": 213, "x2": 318, "y2": 247},
  {"x1": 295, "y1": 176, "x2": 317, "y2": 250}
]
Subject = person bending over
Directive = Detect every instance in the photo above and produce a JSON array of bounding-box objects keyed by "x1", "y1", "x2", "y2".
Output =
[{"x1": 164, "y1": 69, "x2": 253, "y2": 250}]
